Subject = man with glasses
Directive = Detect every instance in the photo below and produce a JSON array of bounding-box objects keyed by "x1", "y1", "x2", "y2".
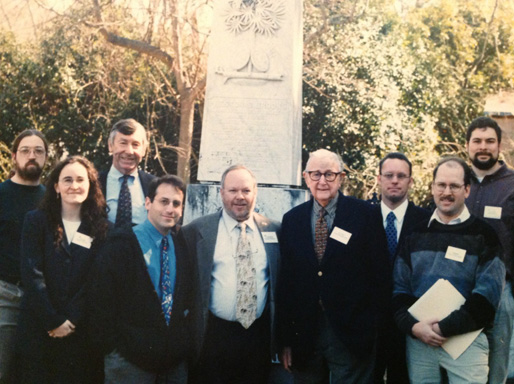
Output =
[
  {"x1": 0, "y1": 129, "x2": 48, "y2": 383},
  {"x1": 373, "y1": 153, "x2": 430, "y2": 384},
  {"x1": 393, "y1": 157, "x2": 505, "y2": 383},
  {"x1": 277, "y1": 149, "x2": 389, "y2": 383},
  {"x1": 464, "y1": 117, "x2": 514, "y2": 384}
]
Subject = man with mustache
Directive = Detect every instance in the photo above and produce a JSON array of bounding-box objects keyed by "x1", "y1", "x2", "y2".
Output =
[
  {"x1": 99, "y1": 119, "x2": 155, "y2": 227},
  {"x1": 0, "y1": 129, "x2": 48, "y2": 383},
  {"x1": 393, "y1": 157, "x2": 505, "y2": 383},
  {"x1": 465, "y1": 116, "x2": 514, "y2": 383}
]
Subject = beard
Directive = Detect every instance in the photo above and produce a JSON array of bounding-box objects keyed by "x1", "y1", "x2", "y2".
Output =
[
  {"x1": 471, "y1": 152, "x2": 499, "y2": 170},
  {"x1": 15, "y1": 161, "x2": 43, "y2": 182}
]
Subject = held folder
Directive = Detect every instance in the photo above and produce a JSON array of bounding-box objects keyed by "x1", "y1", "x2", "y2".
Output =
[{"x1": 408, "y1": 278, "x2": 482, "y2": 359}]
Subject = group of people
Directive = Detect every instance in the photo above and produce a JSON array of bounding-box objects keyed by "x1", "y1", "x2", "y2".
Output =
[{"x1": 0, "y1": 115, "x2": 513, "y2": 384}]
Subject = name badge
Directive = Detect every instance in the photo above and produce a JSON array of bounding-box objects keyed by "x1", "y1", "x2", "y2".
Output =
[
  {"x1": 330, "y1": 227, "x2": 352, "y2": 245},
  {"x1": 262, "y1": 232, "x2": 278, "y2": 243},
  {"x1": 484, "y1": 206, "x2": 502, "y2": 220},
  {"x1": 445, "y1": 246, "x2": 466, "y2": 262},
  {"x1": 72, "y1": 233, "x2": 92, "y2": 249}
]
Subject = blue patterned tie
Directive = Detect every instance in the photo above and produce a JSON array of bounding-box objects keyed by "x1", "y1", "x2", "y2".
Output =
[
  {"x1": 160, "y1": 236, "x2": 173, "y2": 325},
  {"x1": 385, "y1": 211, "x2": 398, "y2": 260},
  {"x1": 115, "y1": 175, "x2": 132, "y2": 227}
]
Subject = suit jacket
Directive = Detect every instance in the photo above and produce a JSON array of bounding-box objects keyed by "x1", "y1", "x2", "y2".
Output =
[
  {"x1": 180, "y1": 211, "x2": 281, "y2": 354},
  {"x1": 276, "y1": 192, "x2": 390, "y2": 366}
]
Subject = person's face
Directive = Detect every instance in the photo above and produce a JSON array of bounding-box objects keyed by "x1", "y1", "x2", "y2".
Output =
[
  {"x1": 108, "y1": 128, "x2": 147, "y2": 175},
  {"x1": 54, "y1": 162, "x2": 90, "y2": 209},
  {"x1": 432, "y1": 162, "x2": 470, "y2": 222},
  {"x1": 220, "y1": 169, "x2": 257, "y2": 222},
  {"x1": 145, "y1": 183, "x2": 184, "y2": 235},
  {"x1": 303, "y1": 156, "x2": 343, "y2": 207},
  {"x1": 466, "y1": 127, "x2": 501, "y2": 171},
  {"x1": 12, "y1": 136, "x2": 47, "y2": 181},
  {"x1": 378, "y1": 159, "x2": 412, "y2": 207}
]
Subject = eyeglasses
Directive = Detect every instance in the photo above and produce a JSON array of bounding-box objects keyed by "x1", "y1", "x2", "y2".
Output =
[
  {"x1": 433, "y1": 182, "x2": 465, "y2": 193},
  {"x1": 306, "y1": 171, "x2": 341, "y2": 182},
  {"x1": 58, "y1": 177, "x2": 88, "y2": 187},
  {"x1": 381, "y1": 173, "x2": 410, "y2": 181},
  {"x1": 17, "y1": 147, "x2": 46, "y2": 157}
]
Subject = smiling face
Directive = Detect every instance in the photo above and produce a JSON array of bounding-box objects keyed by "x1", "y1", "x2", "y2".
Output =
[
  {"x1": 432, "y1": 162, "x2": 470, "y2": 223},
  {"x1": 220, "y1": 168, "x2": 257, "y2": 222},
  {"x1": 12, "y1": 135, "x2": 47, "y2": 182},
  {"x1": 303, "y1": 156, "x2": 343, "y2": 207},
  {"x1": 108, "y1": 127, "x2": 147, "y2": 175},
  {"x1": 145, "y1": 183, "x2": 184, "y2": 236},
  {"x1": 54, "y1": 162, "x2": 90, "y2": 209},
  {"x1": 378, "y1": 158, "x2": 413, "y2": 209},
  {"x1": 466, "y1": 127, "x2": 501, "y2": 171}
]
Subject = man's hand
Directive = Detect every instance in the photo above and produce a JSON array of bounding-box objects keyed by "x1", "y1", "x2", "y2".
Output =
[
  {"x1": 280, "y1": 347, "x2": 293, "y2": 373},
  {"x1": 412, "y1": 318, "x2": 447, "y2": 347},
  {"x1": 48, "y1": 320, "x2": 76, "y2": 338}
]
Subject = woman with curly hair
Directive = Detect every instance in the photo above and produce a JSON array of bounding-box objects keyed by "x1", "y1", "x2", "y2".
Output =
[{"x1": 17, "y1": 156, "x2": 109, "y2": 383}]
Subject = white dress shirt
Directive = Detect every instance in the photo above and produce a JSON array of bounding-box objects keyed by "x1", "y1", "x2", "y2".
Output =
[
  {"x1": 429, "y1": 206, "x2": 471, "y2": 226},
  {"x1": 106, "y1": 165, "x2": 146, "y2": 225},
  {"x1": 381, "y1": 199, "x2": 409, "y2": 241}
]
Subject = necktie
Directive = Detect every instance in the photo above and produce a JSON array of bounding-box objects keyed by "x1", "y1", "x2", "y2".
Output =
[
  {"x1": 115, "y1": 175, "x2": 132, "y2": 227},
  {"x1": 385, "y1": 211, "x2": 398, "y2": 260},
  {"x1": 314, "y1": 207, "x2": 328, "y2": 263},
  {"x1": 161, "y1": 236, "x2": 173, "y2": 325},
  {"x1": 235, "y1": 223, "x2": 257, "y2": 329}
]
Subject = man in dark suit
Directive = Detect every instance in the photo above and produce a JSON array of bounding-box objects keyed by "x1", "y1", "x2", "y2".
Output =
[
  {"x1": 372, "y1": 152, "x2": 430, "y2": 384},
  {"x1": 99, "y1": 118, "x2": 155, "y2": 227},
  {"x1": 181, "y1": 165, "x2": 281, "y2": 384},
  {"x1": 277, "y1": 149, "x2": 389, "y2": 383}
]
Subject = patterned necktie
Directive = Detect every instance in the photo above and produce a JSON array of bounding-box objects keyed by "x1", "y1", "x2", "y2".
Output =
[
  {"x1": 314, "y1": 207, "x2": 328, "y2": 263},
  {"x1": 115, "y1": 175, "x2": 132, "y2": 227},
  {"x1": 161, "y1": 236, "x2": 173, "y2": 325},
  {"x1": 385, "y1": 211, "x2": 398, "y2": 260},
  {"x1": 235, "y1": 222, "x2": 257, "y2": 329}
]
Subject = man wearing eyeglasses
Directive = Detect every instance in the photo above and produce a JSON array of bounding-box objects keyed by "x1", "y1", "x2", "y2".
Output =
[
  {"x1": 0, "y1": 129, "x2": 48, "y2": 383},
  {"x1": 373, "y1": 153, "x2": 430, "y2": 384},
  {"x1": 277, "y1": 149, "x2": 389, "y2": 383},
  {"x1": 393, "y1": 157, "x2": 505, "y2": 383},
  {"x1": 464, "y1": 117, "x2": 514, "y2": 384}
]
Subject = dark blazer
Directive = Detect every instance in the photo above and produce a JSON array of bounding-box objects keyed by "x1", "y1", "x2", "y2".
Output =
[
  {"x1": 277, "y1": 192, "x2": 390, "y2": 367},
  {"x1": 180, "y1": 211, "x2": 281, "y2": 354},
  {"x1": 88, "y1": 227, "x2": 196, "y2": 373},
  {"x1": 99, "y1": 168, "x2": 155, "y2": 199}
]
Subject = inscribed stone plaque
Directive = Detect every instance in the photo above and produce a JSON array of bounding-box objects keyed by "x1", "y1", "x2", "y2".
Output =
[{"x1": 198, "y1": 0, "x2": 303, "y2": 186}]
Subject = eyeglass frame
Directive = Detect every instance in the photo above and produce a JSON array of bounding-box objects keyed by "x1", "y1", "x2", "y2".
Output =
[
  {"x1": 305, "y1": 171, "x2": 342, "y2": 182},
  {"x1": 432, "y1": 182, "x2": 466, "y2": 193},
  {"x1": 380, "y1": 173, "x2": 411, "y2": 181},
  {"x1": 16, "y1": 147, "x2": 46, "y2": 157}
]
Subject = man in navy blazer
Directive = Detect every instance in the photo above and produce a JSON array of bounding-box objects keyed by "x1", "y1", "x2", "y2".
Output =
[
  {"x1": 277, "y1": 149, "x2": 389, "y2": 383},
  {"x1": 99, "y1": 118, "x2": 155, "y2": 227},
  {"x1": 372, "y1": 152, "x2": 430, "y2": 384},
  {"x1": 181, "y1": 165, "x2": 281, "y2": 384}
]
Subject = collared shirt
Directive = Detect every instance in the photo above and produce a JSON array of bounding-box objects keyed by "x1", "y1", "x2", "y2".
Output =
[
  {"x1": 310, "y1": 194, "x2": 338, "y2": 243},
  {"x1": 209, "y1": 210, "x2": 268, "y2": 321},
  {"x1": 428, "y1": 206, "x2": 471, "y2": 227},
  {"x1": 134, "y1": 219, "x2": 176, "y2": 300},
  {"x1": 381, "y1": 199, "x2": 409, "y2": 241},
  {"x1": 106, "y1": 165, "x2": 146, "y2": 225}
]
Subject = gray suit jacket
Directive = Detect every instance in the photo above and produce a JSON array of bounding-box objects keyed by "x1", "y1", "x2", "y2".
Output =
[{"x1": 180, "y1": 210, "x2": 281, "y2": 353}]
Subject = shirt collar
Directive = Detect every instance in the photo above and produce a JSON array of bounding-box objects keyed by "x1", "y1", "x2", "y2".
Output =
[
  {"x1": 313, "y1": 193, "x2": 338, "y2": 217},
  {"x1": 136, "y1": 219, "x2": 170, "y2": 245},
  {"x1": 428, "y1": 205, "x2": 470, "y2": 226},
  {"x1": 222, "y1": 209, "x2": 257, "y2": 233},
  {"x1": 380, "y1": 199, "x2": 408, "y2": 225},
  {"x1": 108, "y1": 165, "x2": 139, "y2": 181}
]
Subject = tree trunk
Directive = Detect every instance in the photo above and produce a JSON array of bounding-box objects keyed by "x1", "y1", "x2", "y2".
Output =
[{"x1": 177, "y1": 90, "x2": 195, "y2": 182}]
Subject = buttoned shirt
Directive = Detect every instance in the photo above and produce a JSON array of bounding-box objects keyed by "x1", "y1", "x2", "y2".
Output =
[
  {"x1": 381, "y1": 199, "x2": 409, "y2": 241},
  {"x1": 428, "y1": 206, "x2": 471, "y2": 227},
  {"x1": 209, "y1": 210, "x2": 268, "y2": 321},
  {"x1": 310, "y1": 194, "x2": 338, "y2": 244},
  {"x1": 106, "y1": 165, "x2": 146, "y2": 225}
]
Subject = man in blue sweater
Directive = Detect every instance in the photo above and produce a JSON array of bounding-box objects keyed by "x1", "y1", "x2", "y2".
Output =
[{"x1": 393, "y1": 157, "x2": 505, "y2": 383}]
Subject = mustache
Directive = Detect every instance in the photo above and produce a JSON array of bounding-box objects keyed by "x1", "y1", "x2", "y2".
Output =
[
  {"x1": 475, "y1": 152, "x2": 492, "y2": 157},
  {"x1": 440, "y1": 196, "x2": 455, "y2": 202}
]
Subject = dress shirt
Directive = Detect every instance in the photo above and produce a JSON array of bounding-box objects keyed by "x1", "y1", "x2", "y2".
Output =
[
  {"x1": 428, "y1": 206, "x2": 471, "y2": 227},
  {"x1": 310, "y1": 194, "x2": 338, "y2": 244},
  {"x1": 134, "y1": 219, "x2": 176, "y2": 300},
  {"x1": 380, "y1": 199, "x2": 409, "y2": 241},
  {"x1": 106, "y1": 165, "x2": 146, "y2": 225},
  {"x1": 209, "y1": 210, "x2": 268, "y2": 321},
  {"x1": 62, "y1": 219, "x2": 81, "y2": 244}
]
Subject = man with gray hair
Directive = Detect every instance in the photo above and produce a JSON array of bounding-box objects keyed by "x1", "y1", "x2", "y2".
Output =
[
  {"x1": 277, "y1": 149, "x2": 389, "y2": 383},
  {"x1": 99, "y1": 118, "x2": 155, "y2": 227}
]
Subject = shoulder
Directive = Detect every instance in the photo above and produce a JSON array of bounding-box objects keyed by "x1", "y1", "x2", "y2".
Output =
[
  {"x1": 468, "y1": 215, "x2": 501, "y2": 245},
  {"x1": 336, "y1": 194, "x2": 374, "y2": 217},
  {"x1": 182, "y1": 212, "x2": 220, "y2": 233},
  {"x1": 138, "y1": 170, "x2": 156, "y2": 183},
  {"x1": 407, "y1": 202, "x2": 431, "y2": 219},
  {"x1": 283, "y1": 199, "x2": 311, "y2": 220},
  {"x1": 24, "y1": 209, "x2": 47, "y2": 223},
  {"x1": 254, "y1": 212, "x2": 280, "y2": 232}
]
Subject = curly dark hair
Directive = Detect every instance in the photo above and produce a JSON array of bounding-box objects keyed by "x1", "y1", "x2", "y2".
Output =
[{"x1": 40, "y1": 156, "x2": 108, "y2": 246}]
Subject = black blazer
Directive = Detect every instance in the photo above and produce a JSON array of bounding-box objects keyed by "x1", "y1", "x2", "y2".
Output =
[
  {"x1": 277, "y1": 192, "x2": 390, "y2": 366},
  {"x1": 99, "y1": 169, "x2": 155, "y2": 199}
]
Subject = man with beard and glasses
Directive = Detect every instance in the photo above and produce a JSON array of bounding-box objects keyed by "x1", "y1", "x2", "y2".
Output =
[
  {"x1": 0, "y1": 129, "x2": 48, "y2": 383},
  {"x1": 465, "y1": 116, "x2": 514, "y2": 384}
]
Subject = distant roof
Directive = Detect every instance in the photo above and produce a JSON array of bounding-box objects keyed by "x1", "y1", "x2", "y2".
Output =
[{"x1": 484, "y1": 92, "x2": 514, "y2": 117}]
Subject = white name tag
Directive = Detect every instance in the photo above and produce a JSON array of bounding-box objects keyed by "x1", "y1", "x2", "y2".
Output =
[
  {"x1": 445, "y1": 246, "x2": 466, "y2": 262},
  {"x1": 484, "y1": 206, "x2": 502, "y2": 220},
  {"x1": 262, "y1": 232, "x2": 278, "y2": 243},
  {"x1": 72, "y1": 232, "x2": 92, "y2": 249},
  {"x1": 330, "y1": 227, "x2": 352, "y2": 245}
]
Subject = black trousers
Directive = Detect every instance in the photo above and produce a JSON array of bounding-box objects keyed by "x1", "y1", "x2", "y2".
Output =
[{"x1": 190, "y1": 310, "x2": 271, "y2": 384}]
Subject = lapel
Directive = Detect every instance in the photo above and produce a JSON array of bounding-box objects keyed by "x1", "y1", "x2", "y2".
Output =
[
  {"x1": 254, "y1": 213, "x2": 280, "y2": 288},
  {"x1": 322, "y1": 192, "x2": 351, "y2": 264},
  {"x1": 61, "y1": 221, "x2": 92, "y2": 259}
]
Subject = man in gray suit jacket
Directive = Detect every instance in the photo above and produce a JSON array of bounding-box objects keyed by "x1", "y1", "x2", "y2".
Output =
[{"x1": 181, "y1": 165, "x2": 281, "y2": 384}]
